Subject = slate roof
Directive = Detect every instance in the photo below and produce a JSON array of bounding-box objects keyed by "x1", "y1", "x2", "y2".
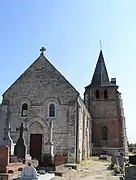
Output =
[{"x1": 86, "y1": 50, "x2": 117, "y2": 88}]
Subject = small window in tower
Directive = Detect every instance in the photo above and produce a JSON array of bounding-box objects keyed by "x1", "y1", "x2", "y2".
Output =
[
  {"x1": 49, "y1": 103, "x2": 55, "y2": 118},
  {"x1": 95, "y1": 90, "x2": 100, "y2": 99},
  {"x1": 104, "y1": 90, "x2": 108, "y2": 99},
  {"x1": 21, "y1": 103, "x2": 28, "y2": 117},
  {"x1": 102, "y1": 125, "x2": 108, "y2": 140}
]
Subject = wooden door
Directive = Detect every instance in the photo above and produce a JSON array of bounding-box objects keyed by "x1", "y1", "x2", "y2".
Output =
[{"x1": 30, "y1": 134, "x2": 42, "y2": 161}]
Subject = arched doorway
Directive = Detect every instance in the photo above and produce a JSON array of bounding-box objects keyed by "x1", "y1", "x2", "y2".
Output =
[{"x1": 29, "y1": 121, "x2": 43, "y2": 161}]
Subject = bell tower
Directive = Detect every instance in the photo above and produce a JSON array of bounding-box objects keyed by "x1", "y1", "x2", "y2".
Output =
[{"x1": 84, "y1": 50, "x2": 128, "y2": 155}]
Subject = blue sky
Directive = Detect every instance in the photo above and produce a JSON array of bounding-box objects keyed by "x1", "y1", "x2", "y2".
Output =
[{"x1": 0, "y1": 0, "x2": 136, "y2": 143}]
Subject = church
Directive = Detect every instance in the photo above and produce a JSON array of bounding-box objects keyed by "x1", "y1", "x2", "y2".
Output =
[{"x1": 0, "y1": 47, "x2": 128, "y2": 163}]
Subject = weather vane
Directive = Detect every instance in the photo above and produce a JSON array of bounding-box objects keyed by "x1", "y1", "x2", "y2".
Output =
[{"x1": 100, "y1": 40, "x2": 102, "y2": 50}]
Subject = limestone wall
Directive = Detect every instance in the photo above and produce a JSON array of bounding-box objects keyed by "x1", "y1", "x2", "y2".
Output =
[
  {"x1": 76, "y1": 97, "x2": 91, "y2": 163},
  {"x1": 0, "y1": 55, "x2": 80, "y2": 163}
]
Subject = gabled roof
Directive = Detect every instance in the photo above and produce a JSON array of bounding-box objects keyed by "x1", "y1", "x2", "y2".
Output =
[
  {"x1": 86, "y1": 50, "x2": 117, "y2": 88},
  {"x1": 3, "y1": 51, "x2": 79, "y2": 97}
]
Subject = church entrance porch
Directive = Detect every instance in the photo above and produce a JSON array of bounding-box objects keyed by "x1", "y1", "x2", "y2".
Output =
[{"x1": 30, "y1": 134, "x2": 42, "y2": 161}]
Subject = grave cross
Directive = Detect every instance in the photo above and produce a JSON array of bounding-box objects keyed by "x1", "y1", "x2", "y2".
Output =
[
  {"x1": 4, "y1": 125, "x2": 12, "y2": 133},
  {"x1": 3, "y1": 124, "x2": 12, "y2": 140},
  {"x1": 14, "y1": 122, "x2": 27, "y2": 159},
  {"x1": 16, "y1": 122, "x2": 27, "y2": 137},
  {"x1": 40, "y1": 47, "x2": 46, "y2": 56}
]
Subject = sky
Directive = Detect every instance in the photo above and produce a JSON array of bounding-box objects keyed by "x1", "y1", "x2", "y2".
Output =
[{"x1": 0, "y1": 0, "x2": 136, "y2": 143}]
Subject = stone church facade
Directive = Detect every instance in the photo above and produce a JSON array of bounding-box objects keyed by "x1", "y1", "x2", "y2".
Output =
[
  {"x1": 0, "y1": 48, "x2": 128, "y2": 163},
  {"x1": 0, "y1": 49, "x2": 91, "y2": 163}
]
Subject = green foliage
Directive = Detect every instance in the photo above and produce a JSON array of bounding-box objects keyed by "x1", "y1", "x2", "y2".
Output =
[
  {"x1": 132, "y1": 149, "x2": 136, "y2": 154},
  {"x1": 128, "y1": 143, "x2": 136, "y2": 147}
]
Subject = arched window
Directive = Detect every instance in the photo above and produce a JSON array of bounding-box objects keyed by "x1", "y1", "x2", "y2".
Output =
[
  {"x1": 102, "y1": 125, "x2": 108, "y2": 140},
  {"x1": 49, "y1": 103, "x2": 55, "y2": 117},
  {"x1": 21, "y1": 103, "x2": 28, "y2": 117},
  {"x1": 95, "y1": 90, "x2": 100, "y2": 99},
  {"x1": 104, "y1": 90, "x2": 108, "y2": 99}
]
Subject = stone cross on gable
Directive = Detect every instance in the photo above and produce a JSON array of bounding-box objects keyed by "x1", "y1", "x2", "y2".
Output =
[{"x1": 40, "y1": 47, "x2": 46, "y2": 56}]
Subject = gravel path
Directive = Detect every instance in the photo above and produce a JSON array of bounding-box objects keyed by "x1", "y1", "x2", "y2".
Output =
[{"x1": 51, "y1": 157, "x2": 120, "y2": 180}]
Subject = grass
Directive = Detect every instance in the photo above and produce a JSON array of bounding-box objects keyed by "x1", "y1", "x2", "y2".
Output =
[{"x1": 80, "y1": 156, "x2": 110, "y2": 167}]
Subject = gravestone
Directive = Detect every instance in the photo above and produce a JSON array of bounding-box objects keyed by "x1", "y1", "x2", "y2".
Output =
[
  {"x1": 14, "y1": 122, "x2": 27, "y2": 160},
  {"x1": 0, "y1": 145, "x2": 26, "y2": 174},
  {"x1": 41, "y1": 121, "x2": 55, "y2": 171},
  {"x1": 43, "y1": 121, "x2": 54, "y2": 164},
  {"x1": 111, "y1": 155, "x2": 116, "y2": 168},
  {"x1": 111, "y1": 151, "x2": 120, "y2": 168},
  {"x1": 129, "y1": 155, "x2": 136, "y2": 165},
  {"x1": 125, "y1": 166, "x2": 136, "y2": 180},
  {"x1": 1, "y1": 100, "x2": 14, "y2": 156},
  {"x1": 0, "y1": 146, "x2": 9, "y2": 171},
  {"x1": 118, "y1": 153, "x2": 124, "y2": 170},
  {"x1": 111, "y1": 152, "x2": 124, "y2": 173},
  {"x1": 0, "y1": 124, "x2": 14, "y2": 156},
  {"x1": 43, "y1": 141, "x2": 54, "y2": 163}
]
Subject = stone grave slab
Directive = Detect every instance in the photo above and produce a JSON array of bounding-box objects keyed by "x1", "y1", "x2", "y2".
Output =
[
  {"x1": 0, "y1": 145, "x2": 26, "y2": 173},
  {"x1": 125, "y1": 166, "x2": 136, "y2": 180},
  {"x1": 129, "y1": 155, "x2": 136, "y2": 165},
  {"x1": 0, "y1": 146, "x2": 9, "y2": 172}
]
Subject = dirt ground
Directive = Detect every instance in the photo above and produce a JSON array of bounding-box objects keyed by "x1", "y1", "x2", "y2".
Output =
[{"x1": 51, "y1": 157, "x2": 120, "y2": 180}]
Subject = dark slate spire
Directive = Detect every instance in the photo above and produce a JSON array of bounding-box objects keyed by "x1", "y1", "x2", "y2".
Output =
[
  {"x1": 90, "y1": 50, "x2": 110, "y2": 86},
  {"x1": 85, "y1": 50, "x2": 118, "y2": 89}
]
